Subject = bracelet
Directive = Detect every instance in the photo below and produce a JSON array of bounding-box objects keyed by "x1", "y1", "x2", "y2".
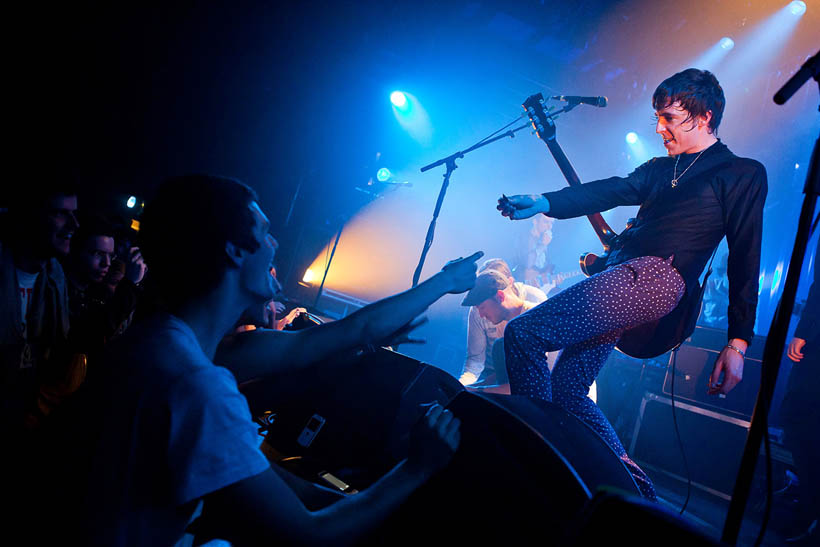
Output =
[{"x1": 725, "y1": 344, "x2": 746, "y2": 358}]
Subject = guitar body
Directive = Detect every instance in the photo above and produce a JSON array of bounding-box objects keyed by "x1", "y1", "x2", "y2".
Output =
[{"x1": 579, "y1": 251, "x2": 608, "y2": 277}]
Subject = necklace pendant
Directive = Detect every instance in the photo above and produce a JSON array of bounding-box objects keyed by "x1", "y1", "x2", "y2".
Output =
[{"x1": 671, "y1": 178, "x2": 678, "y2": 187}]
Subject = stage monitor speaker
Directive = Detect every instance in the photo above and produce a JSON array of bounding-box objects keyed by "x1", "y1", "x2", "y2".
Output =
[
  {"x1": 476, "y1": 393, "x2": 640, "y2": 497},
  {"x1": 565, "y1": 490, "x2": 720, "y2": 546},
  {"x1": 366, "y1": 391, "x2": 640, "y2": 544},
  {"x1": 662, "y1": 326, "x2": 765, "y2": 419},
  {"x1": 242, "y1": 347, "x2": 464, "y2": 486},
  {"x1": 244, "y1": 348, "x2": 644, "y2": 541}
]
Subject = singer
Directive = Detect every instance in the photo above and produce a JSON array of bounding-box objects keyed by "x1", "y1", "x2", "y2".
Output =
[{"x1": 497, "y1": 68, "x2": 767, "y2": 499}]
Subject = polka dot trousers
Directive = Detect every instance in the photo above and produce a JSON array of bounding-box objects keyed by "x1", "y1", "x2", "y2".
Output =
[{"x1": 504, "y1": 256, "x2": 686, "y2": 500}]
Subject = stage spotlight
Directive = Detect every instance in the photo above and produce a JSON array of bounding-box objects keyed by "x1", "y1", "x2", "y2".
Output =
[
  {"x1": 390, "y1": 91, "x2": 408, "y2": 109},
  {"x1": 377, "y1": 167, "x2": 392, "y2": 182},
  {"x1": 689, "y1": 37, "x2": 735, "y2": 71},
  {"x1": 302, "y1": 268, "x2": 316, "y2": 284},
  {"x1": 625, "y1": 132, "x2": 638, "y2": 144},
  {"x1": 795, "y1": 163, "x2": 800, "y2": 169},
  {"x1": 789, "y1": 1, "x2": 806, "y2": 16},
  {"x1": 391, "y1": 91, "x2": 432, "y2": 145},
  {"x1": 126, "y1": 196, "x2": 137, "y2": 209}
]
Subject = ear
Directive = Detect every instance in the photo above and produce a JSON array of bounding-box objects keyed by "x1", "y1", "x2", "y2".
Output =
[
  {"x1": 698, "y1": 110, "x2": 713, "y2": 131},
  {"x1": 224, "y1": 240, "x2": 247, "y2": 268},
  {"x1": 495, "y1": 289, "x2": 506, "y2": 303}
]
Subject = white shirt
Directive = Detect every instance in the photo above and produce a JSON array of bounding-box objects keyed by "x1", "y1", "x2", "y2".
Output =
[
  {"x1": 16, "y1": 268, "x2": 38, "y2": 337},
  {"x1": 461, "y1": 282, "x2": 547, "y2": 381}
]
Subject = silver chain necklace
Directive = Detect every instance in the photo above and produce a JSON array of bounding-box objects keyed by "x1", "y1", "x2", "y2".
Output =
[{"x1": 671, "y1": 148, "x2": 707, "y2": 187}]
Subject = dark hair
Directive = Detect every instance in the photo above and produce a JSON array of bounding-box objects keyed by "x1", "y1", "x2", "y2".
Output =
[
  {"x1": 140, "y1": 175, "x2": 260, "y2": 308},
  {"x1": 71, "y1": 213, "x2": 114, "y2": 254},
  {"x1": 652, "y1": 68, "x2": 725, "y2": 134}
]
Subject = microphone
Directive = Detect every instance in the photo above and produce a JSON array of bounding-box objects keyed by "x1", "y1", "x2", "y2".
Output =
[
  {"x1": 773, "y1": 50, "x2": 819, "y2": 105},
  {"x1": 551, "y1": 95, "x2": 608, "y2": 108}
]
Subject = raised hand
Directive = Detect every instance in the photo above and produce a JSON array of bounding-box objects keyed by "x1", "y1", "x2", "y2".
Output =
[
  {"x1": 407, "y1": 403, "x2": 461, "y2": 474},
  {"x1": 497, "y1": 194, "x2": 550, "y2": 220},
  {"x1": 440, "y1": 251, "x2": 483, "y2": 294},
  {"x1": 125, "y1": 246, "x2": 148, "y2": 284}
]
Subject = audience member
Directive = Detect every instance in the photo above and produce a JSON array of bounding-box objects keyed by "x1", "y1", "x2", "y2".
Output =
[
  {"x1": 64, "y1": 214, "x2": 143, "y2": 369},
  {"x1": 2, "y1": 179, "x2": 78, "y2": 544},
  {"x1": 70, "y1": 175, "x2": 478, "y2": 546},
  {"x1": 1, "y1": 181, "x2": 77, "y2": 433}
]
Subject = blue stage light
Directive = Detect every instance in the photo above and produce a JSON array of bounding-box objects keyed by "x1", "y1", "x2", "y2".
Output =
[
  {"x1": 720, "y1": 37, "x2": 735, "y2": 50},
  {"x1": 789, "y1": 1, "x2": 806, "y2": 16},
  {"x1": 126, "y1": 196, "x2": 137, "y2": 209},
  {"x1": 625, "y1": 132, "x2": 638, "y2": 145},
  {"x1": 376, "y1": 168, "x2": 392, "y2": 182},
  {"x1": 390, "y1": 91, "x2": 408, "y2": 109}
]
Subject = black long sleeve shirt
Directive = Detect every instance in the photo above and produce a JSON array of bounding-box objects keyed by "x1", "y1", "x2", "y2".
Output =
[{"x1": 543, "y1": 140, "x2": 767, "y2": 344}]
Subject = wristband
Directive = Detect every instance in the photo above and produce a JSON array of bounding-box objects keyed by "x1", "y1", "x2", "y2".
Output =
[{"x1": 725, "y1": 344, "x2": 745, "y2": 358}]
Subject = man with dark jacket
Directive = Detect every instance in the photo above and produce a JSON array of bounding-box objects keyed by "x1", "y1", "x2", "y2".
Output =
[{"x1": 497, "y1": 68, "x2": 767, "y2": 499}]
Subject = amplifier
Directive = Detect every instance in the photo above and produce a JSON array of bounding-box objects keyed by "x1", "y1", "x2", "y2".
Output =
[
  {"x1": 662, "y1": 326, "x2": 766, "y2": 420},
  {"x1": 630, "y1": 391, "x2": 750, "y2": 499}
]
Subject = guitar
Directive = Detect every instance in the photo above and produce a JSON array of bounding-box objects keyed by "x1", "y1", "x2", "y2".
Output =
[
  {"x1": 521, "y1": 93, "x2": 707, "y2": 359},
  {"x1": 526, "y1": 269, "x2": 583, "y2": 295}
]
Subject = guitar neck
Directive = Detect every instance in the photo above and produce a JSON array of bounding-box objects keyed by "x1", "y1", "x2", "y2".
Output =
[{"x1": 544, "y1": 138, "x2": 616, "y2": 249}]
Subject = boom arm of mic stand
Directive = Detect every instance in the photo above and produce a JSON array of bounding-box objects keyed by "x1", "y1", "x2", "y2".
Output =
[{"x1": 412, "y1": 121, "x2": 532, "y2": 288}]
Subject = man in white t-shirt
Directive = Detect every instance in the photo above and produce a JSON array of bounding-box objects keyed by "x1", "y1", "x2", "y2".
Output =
[
  {"x1": 71, "y1": 175, "x2": 480, "y2": 546},
  {"x1": 2, "y1": 180, "x2": 79, "y2": 545},
  {"x1": 1, "y1": 182, "x2": 78, "y2": 430}
]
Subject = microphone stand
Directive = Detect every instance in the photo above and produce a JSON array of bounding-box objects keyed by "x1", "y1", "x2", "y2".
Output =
[
  {"x1": 313, "y1": 215, "x2": 347, "y2": 309},
  {"x1": 411, "y1": 117, "x2": 534, "y2": 287},
  {"x1": 721, "y1": 51, "x2": 819, "y2": 545}
]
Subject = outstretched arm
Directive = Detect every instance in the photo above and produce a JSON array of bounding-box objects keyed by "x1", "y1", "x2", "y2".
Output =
[{"x1": 216, "y1": 252, "x2": 483, "y2": 383}]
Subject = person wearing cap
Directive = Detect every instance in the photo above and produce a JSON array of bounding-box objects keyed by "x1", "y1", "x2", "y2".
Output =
[{"x1": 458, "y1": 261, "x2": 546, "y2": 386}]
